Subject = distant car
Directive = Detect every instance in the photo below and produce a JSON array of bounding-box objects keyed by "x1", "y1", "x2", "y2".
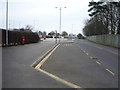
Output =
[
  {"x1": 77, "y1": 33, "x2": 85, "y2": 39},
  {"x1": 54, "y1": 36, "x2": 60, "y2": 38},
  {"x1": 46, "y1": 35, "x2": 53, "y2": 38},
  {"x1": 64, "y1": 35, "x2": 69, "y2": 38},
  {"x1": 78, "y1": 36, "x2": 85, "y2": 39}
]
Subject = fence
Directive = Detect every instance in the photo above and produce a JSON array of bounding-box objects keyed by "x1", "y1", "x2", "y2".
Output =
[
  {"x1": 86, "y1": 34, "x2": 120, "y2": 48},
  {"x1": 1, "y1": 29, "x2": 40, "y2": 46}
]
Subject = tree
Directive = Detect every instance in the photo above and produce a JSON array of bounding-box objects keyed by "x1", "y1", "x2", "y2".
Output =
[
  {"x1": 77, "y1": 33, "x2": 84, "y2": 39},
  {"x1": 61, "y1": 31, "x2": 68, "y2": 37},
  {"x1": 88, "y1": 1, "x2": 104, "y2": 17},
  {"x1": 24, "y1": 25, "x2": 33, "y2": 32},
  {"x1": 20, "y1": 28, "x2": 25, "y2": 31},
  {"x1": 48, "y1": 31, "x2": 55, "y2": 36},
  {"x1": 84, "y1": 1, "x2": 120, "y2": 36},
  {"x1": 43, "y1": 31, "x2": 46, "y2": 36}
]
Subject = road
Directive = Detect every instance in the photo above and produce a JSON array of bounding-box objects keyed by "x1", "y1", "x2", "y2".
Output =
[
  {"x1": 75, "y1": 39, "x2": 119, "y2": 74},
  {"x1": 41, "y1": 39, "x2": 119, "y2": 88},
  {"x1": 2, "y1": 39, "x2": 70, "y2": 88},
  {"x1": 2, "y1": 39, "x2": 119, "y2": 88}
]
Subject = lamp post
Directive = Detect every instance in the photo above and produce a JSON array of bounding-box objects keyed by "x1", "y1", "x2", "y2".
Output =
[
  {"x1": 6, "y1": 0, "x2": 8, "y2": 46},
  {"x1": 55, "y1": 30, "x2": 57, "y2": 43},
  {"x1": 55, "y1": 7, "x2": 66, "y2": 43}
]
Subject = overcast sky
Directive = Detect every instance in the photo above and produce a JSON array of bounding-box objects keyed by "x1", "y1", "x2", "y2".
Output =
[{"x1": 0, "y1": 0, "x2": 101, "y2": 35}]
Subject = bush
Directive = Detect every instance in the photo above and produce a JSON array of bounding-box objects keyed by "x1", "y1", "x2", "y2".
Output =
[{"x1": 2, "y1": 29, "x2": 40, "y2": 46}]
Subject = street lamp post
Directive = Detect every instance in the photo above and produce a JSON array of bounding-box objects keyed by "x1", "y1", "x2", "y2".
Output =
[
  {"x1": 6, "y1": 0, "x2": 8, "y2": 46},
  {"x1": 55, "y1": 7, "x2": 66, "y2": 43},
  {"x1": 55, "y1": 30, "x2": 57, "y2": 43}
]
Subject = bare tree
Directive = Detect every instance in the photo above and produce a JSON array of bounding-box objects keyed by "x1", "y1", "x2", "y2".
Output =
[{"x1": 24, "y1": 25, "x2": 33, "y2": 32}]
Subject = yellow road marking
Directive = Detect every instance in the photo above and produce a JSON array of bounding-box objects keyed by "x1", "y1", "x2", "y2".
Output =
[
  {"x1": 106, "y1": 69, "x2": 115, "y2": 76},
  {"x1": 35, "y1": 44, "x2": 60, "y2": 69},
  {"x1": 96, "y1": 61, "x2": 101, "y2": 65},
  {"x1": 35, "y1": 68, "x2": 81, "y2": 88},
  {"x1": 33, "y1": 43, "x2": 82, "y2": 88}
]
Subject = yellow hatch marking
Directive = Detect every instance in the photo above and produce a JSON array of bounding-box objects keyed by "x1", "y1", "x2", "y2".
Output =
[
  {"x1": 35, "y1": 68, "x2": 81, "y2": 88},
  {"x1": 35, "y1": 44, "x2": 59, "y2": 69},
  {"x1": 33, "y1": 44, "x2": 82, "y2": 88}
]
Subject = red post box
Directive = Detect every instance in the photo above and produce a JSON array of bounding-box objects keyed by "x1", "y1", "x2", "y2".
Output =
[
  {"x1": 21, "y1": 36, "x2": 25, "y2": 45},
  {"x1": 44, "y1": 36, "x2": 46, "y2": 40}
]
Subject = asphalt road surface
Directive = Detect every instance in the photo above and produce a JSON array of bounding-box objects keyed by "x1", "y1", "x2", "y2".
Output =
[
  {"x1": 75, "y1": 40, "x2": 119, "y2": 75},
  {"x1": 41, "y1": 39, "x2": 119, "y2": 88},
  {"x1": 2, "y1": 39, "x2": 119, "y2": 88},
  {"x1": 2, "y1": 39, "x2": 70, "y2": 88}
]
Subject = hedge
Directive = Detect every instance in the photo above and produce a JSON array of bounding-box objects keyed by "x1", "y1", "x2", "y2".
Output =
[{"x1": 1, "y1": 29, "x2": 40, "y2": 46}]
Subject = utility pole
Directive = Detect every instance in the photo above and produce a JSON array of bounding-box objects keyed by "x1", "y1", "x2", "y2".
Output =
[
  {"x1": 55, "y1": 7, "x2": 66, "y2": 43},
  {"x1": 6, "y1": 0, "x2": 8, "y2": 46}
]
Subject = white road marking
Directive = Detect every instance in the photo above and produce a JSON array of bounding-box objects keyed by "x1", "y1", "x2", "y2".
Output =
[
  {"x1": 83, "y1": 50, "x2": 86, "y2": 53},
  {"x1": 96, "y1": 61, "x2": 101, "y2": 65},
  {"x1": 106, "y1": 69, "x2": 115, "y2": 76},
  {"x1": 65, "y1": 44, "x2": 72, "y2": 46},
  {"x1": 90, "y1": 56, "x2": 93, "y2": 59},
  {"x1": 86, "y1": 53, "x2": 89, "y2": 55}
]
